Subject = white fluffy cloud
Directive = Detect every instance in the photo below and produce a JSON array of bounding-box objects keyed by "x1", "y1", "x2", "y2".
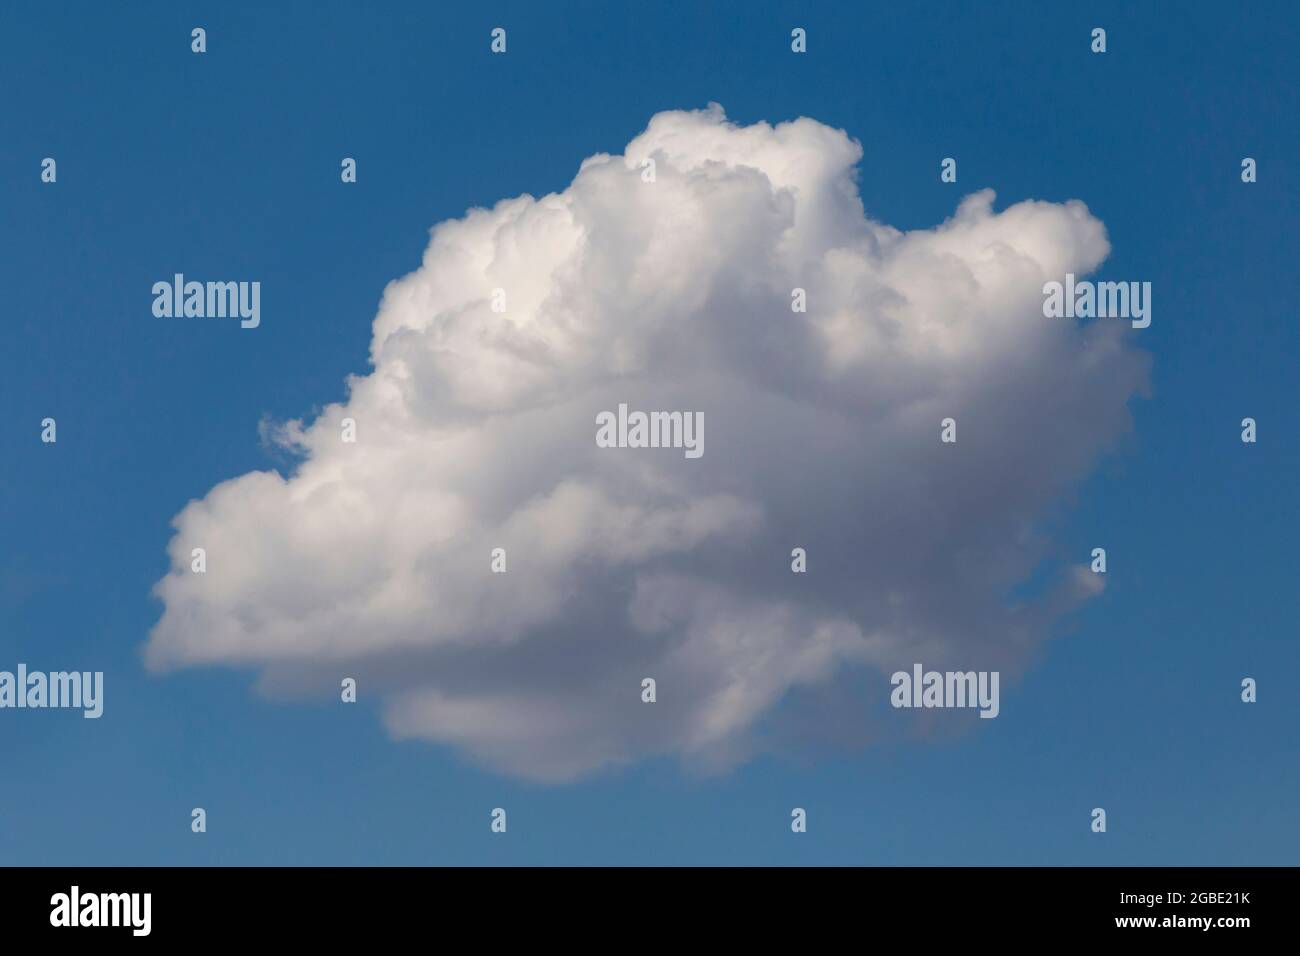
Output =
[{"x1": 147, "y1": 105, "x2": 1149, "y2": 781}]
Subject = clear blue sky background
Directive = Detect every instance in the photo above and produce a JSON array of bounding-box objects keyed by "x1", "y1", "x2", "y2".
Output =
[{"x1": 1, "y1": 1, "x2": 1296, "y2": 865}]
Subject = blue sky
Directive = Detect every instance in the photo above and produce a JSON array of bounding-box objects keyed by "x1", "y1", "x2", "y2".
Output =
[{"x1": 1, "y1": 1, "x2": 1297, "y2": 865}]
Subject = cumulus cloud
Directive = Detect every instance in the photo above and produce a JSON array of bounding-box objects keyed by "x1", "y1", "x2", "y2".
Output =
[{"x1": 147, "y1": 104, "x2": 1149, "y2": 781}]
